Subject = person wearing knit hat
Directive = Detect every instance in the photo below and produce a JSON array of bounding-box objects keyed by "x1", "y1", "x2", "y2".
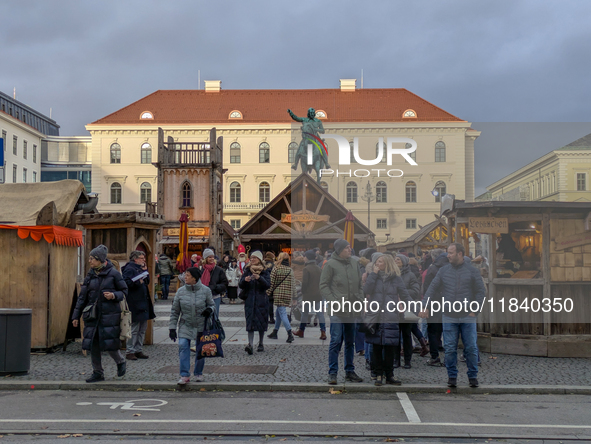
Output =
[
  {"x1": 201, "y1": 248, "x2": 228, "y2": 315},
  {"x1": 90, "y1": 244, "x2": 108, "y2": 263},
  {"x1": 320, "y1": 238, "x2": 364, "y2": 385}
]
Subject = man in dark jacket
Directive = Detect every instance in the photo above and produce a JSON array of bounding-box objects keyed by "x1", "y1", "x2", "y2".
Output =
[
  {"x1": 420, "y1": 243, "x2": 486, "y2": 388},
  {"x1": 158, "y1": 253, "x2": 175, "y2": 300},
  {"x1": 320, "y1": 239, "x2": 364, "y2": 385},
  {"x1": 422, "y1": 248, "x2": 448, "y2": 366},
  {"x1": 294, "y1": 250, "x2": 326, "y2": 340},
  {"x1": 122, "y1": 250, "x2": 156, "y2": 361}
]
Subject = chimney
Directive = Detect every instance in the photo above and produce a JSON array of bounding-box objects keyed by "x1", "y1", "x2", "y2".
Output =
[
  {"x1": 204, "y1": 80, "x2": 221, "y2": 93},
  {"x1": 339, "y1": 79, "x2": 356, "y2": 92}
]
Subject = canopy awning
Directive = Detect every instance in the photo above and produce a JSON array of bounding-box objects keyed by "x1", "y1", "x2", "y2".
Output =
[
  {"x1": 159, "y1": 236, "x2": 207, "y2": 245},
  {"x1": 0, "y1": 225, "x2": 83, "y2": 247}
]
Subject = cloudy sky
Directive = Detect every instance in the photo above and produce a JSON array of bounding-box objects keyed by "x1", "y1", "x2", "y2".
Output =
[{"x1": 2, "y1": 0, "x2": 590, "y2": 193}]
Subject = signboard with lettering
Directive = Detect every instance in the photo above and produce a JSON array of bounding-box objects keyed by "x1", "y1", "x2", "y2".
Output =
[
  {"x1": 468, "y1": 217, "x2": 509, "y2": 234},
  {"x1": 555, "y1": 231, "x2": 591, "y2": 251},
  {"x1": 164, "y1": 227, "x2": 209, "y2": 236},
  {"x1": 281, "y1": 213, "x2": 330, "y2": 224}
]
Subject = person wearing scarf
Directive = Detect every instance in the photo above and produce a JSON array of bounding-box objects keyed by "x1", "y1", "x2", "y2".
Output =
[{"x1": 200, "y1": 249, "x2": 228, "y2": 315}]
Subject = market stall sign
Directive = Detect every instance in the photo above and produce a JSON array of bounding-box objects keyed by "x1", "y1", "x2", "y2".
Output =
[
  {"x1": 281, "y1": 213, "x2": 330, "y2": 224},
  {"x1": 555, "y1": 230, "x2": 591, "y2": 251},
  {"x1": 164, "y1": 227, "x2": 209, "y2": 236},
  {"x1": 468, "y1": 217, "x2": 509, "y2": 234}
]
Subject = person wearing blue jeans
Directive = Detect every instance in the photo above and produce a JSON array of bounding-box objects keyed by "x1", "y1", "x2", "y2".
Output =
[
  {"x1": 160, "y1": 275, "x2": 171, "y2": 300},
  {"x1": 328, "y1": 318, "x2": 356, "y2": 375},
  {"x1": 274, "y1": 305, "x2": 291, "y2": 332},
  {"x1": 178, "y1": 337, "x2": 205, "y2": 378},
  {"x1": 442, "y1": 314, "x2": 478, "y2": 381}
]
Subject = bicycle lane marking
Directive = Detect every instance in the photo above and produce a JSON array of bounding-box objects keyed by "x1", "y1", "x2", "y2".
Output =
[{"x1": 397, "y1": 392, "x2": 421, "y2": 423}]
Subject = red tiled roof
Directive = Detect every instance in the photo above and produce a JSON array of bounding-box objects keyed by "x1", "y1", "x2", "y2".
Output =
[{"x1": 90, "y1": 88, "x2": 464, "y2": 125}]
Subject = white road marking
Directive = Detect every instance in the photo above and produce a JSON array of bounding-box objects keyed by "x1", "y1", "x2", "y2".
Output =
[
  {"x1": 75, "y1": 402, "x2": 92, "y2": 406},
  {"x1": 0, "y1": 419, "x2": 590, "y2": 429},
  {"x1": 397, "y1": 392, "x2": 421, "y2": 423},
  {"x1": 78, "y1": 399, "x2": 168, "y2": 411}
]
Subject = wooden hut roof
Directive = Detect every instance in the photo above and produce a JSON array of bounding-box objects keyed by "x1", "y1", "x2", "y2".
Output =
[{"x1": 384, "y1": 219, "x2": 447, "y2": 252}]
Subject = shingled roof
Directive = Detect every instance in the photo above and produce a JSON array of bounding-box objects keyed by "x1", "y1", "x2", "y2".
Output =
[
  {"x1": 557, "y1": 132, "x2": 591, "y2": 150},
  {"x1": 90, "y1": 88, "x2": 464, "y2": 125}
]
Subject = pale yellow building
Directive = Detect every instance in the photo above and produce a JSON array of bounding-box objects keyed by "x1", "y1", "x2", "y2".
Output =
[
  {"x1": 481, "y1": 133, "x2": 591, "y2": 203},
  {"x1": 86, "y1": 79, "x2": 480, "y2": 244}
]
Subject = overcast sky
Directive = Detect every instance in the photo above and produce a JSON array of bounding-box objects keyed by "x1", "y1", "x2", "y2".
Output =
[{"x1": 2, "y1": 0, "x2": 590, "y2": 193}]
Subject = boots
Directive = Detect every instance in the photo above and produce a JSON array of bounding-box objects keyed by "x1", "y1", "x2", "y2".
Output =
[
  {"x1": 286, "y1": 330, "x2": 295, "y2": 343},
  {"x1": 319, "y1": 331, "x2": 327, "y2": 340},
  {"x1": 419, "y1": 338, "x2": 429, "y2": 357},
  {"x1": 267, "y1": 329, "x2": 278, "y2": 339},
  {"x1": 293, "y1": 329, "x2": 304, "y2": 338}
]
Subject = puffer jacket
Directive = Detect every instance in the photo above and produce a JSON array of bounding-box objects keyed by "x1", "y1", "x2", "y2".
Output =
[
  {"x1": 422, "y1": 259, "x2": 486, "y2": 318},
  {"x1": 400, "y1": 265, "x2": 421, "y2": 301},
  {"x1": 421, "y1": 253, "x2": 449, "y2": 321},
  {"x1": 204, "y1": 266, "x2": 229, "y2": 299},
  {"x1": 267, "y1": 262, "x2": 296, "y2": 307},
  {"x1": 363, "y1": 272, "x2": 413, "y2": 346},
  {"x1": 169, "y1": 282, "x2": 215, "y2": 340},
  {"x1": 72, "y1": 261, "x2": 128, "y2": 351},
  {"x1": 239, "y1": 265, "x2": 271, "y2": 331},
  {"x1": 319, "y1": 253, "x2": 363, "y2": 320},
  {"x1": 158, "y1": 254, "x2": 175, "y2": 276},
  {"x1": 122, "y1": 261, "x2": 155, "y2": 323}
]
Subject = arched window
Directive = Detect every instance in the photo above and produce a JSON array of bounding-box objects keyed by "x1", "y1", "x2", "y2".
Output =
[
  {"x1": 346, "y1": 181, "x2": 358, "y2": 203},
  {"x1": 403, "y1": 109, "x2": 417, "y2": 118},
  {"x1": 230, "y1": 142, "x2": 241, "y2": 163},
  {"x1": 350, "y1": 141, "x2": 355, "y2": 163},
  {"x1": 406, "y1": 142, "x2": 416, "y2": 163},
  {"x1": 375, "y1": 141, "x2": 387, "y2": 163},
  {"x1": 434, "y1": 181, "x2": 446, "y2": 203},
  {"x1": 405, "y1": 181, "x2": 417, "y2": 203},
  {"x1": 435, "y1": 141, "x2": 446, "y2": 162},
  {"x1": 140, "y1": 182, "x2": 152, "y2": 203},
  {"x1": 140, "y1": 111, "x2": 153, "y2": 119},
  {"x1": 110, "y1": 182, "x2": 122, "y2": 204},
  {"x1": 288, "y1": 142, "x2": 298, "y2": 164},
  {"x1": 320, "y1": 181, "x2": 329, "y2": 191},
  {"x1": 229, "y1": 110, "x2": 242, "y2": 119},
  {"x1": 259, "y1": 182, "x2": 270, "y2": 202},
  {"x1": 230, "y1": 182, "x2": 241, "y2": 203},
  {"x1": 141, "y1": 143, "x2": 152, "y2": 164},
  {"x1": 315, "y1": 110, "x2": 327, "y2": 119},
  {"x1": 110, "y1": 143, "x2": 121, "y2": 164},
  {"x1": 376, "y1": 181, "x2": 387, "y2": 203},
  {"x1": 181, "y1": 181, "x2": 192, "y2": 207},
  {"x1": 259, "y1": 142, "x2": 270, "y2": 163}
]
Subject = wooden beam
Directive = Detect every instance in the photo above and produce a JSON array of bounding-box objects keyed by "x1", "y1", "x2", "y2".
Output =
[
  {"x1": 263, "y1": 213, "x2": 293, "y2": 233},
  {"x1": 282, "y1": 196, "x2": 292, "y2": 214},
  {"x1": 314, "y1": 195, "x2": 326, "y2": 216},
  {"x1": 491, "y1": 278, "x2": 544, "y2": 285},
  {"x1": 312, "y1": 217, "x2": 346, "y2": 235}
]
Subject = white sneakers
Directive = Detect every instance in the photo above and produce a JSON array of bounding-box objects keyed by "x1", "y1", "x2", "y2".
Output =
[
  {"x1": 194, "y1": 374, "x2": 204, "y2": 382},
  {"x1": 177, "y1": 375, "x2": 203, "y2": 384}
]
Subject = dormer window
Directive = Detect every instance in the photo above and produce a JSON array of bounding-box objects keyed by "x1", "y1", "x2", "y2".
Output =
[
  {"x1": 140, "y1": 111, "x2": 154, "y2": 119},
  {"x1": 403, "y1": 109, "x2": 417, "y2": 118},
  {"x1": 315, "y1": 110, "x2": 327, "y2": 119},
  {"x1": 229, "y1": 110, "x2": 243, "y2": 119}
]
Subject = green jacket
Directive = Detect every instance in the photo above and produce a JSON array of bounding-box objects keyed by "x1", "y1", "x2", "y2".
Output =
[
  {"x1": 319, "y1": 253, "x2": 363, "y2": 320},
  {"x1": 169, "y1": 282, "x2": 215, "y2": 340},
  {"x1": 159, "y1": 254, "x2": 175, "y2": 276}
]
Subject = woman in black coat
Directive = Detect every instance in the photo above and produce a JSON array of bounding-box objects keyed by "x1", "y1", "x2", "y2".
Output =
[
  {"x1": 238, "y1": 251, "x2": 271, "y2": 355},
  {"x1": 72, "y1": 245, "x2": 128, "y2": 383},
  {"x1": 363, "y1": 255, "x2": 413, "y2": 386}
]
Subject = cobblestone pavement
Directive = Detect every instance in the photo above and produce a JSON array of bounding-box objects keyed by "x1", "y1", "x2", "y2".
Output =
[{"x1": 10, "y1": 299, "x2": 591, "y2": 386}]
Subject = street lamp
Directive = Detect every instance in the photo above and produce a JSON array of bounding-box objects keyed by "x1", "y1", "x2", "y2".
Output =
[{"x1": 361, "y1": 181, "x2": 375, "y2": 229}]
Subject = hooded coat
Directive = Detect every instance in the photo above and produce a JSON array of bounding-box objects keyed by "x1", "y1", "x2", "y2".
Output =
[
  {"x1": 122, "y1": 261, "x2": 156, "y2": 323},
  {"x1": 158, "y1": 254, "x2": 175, "y2": 276},
  {"x1": 239, "y1": 265, "x2": 271, "y2": 331},
  {"x1": 72, "y1": 261, "x2": 128, "y2": 351},
  {"x1": 363, "y1": 272, "x2": 413, "y2": 346}
]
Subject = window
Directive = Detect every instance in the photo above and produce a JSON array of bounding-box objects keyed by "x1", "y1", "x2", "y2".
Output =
[
  {"x1": 403, "y1": 109, "x2": 417, "y2": 118},
  {"x1": 406, "y1": 219, "x2": 417, "y2": 230},
  {"x1": 229, "y1": 110, "x2": 242, "y2": 119},
  {"x1": 230, "y1": 182, "x2": 241, "y2": 203},
  {"x1": 23, "y1": 140, "x2": 27, "y2": 159},
  {"x1": 346, "y1": 181, "x2": 358, "y2": 203},
  {"x1": 434, "y1": 181, "x2": 446, "y2": 202},
  {"x1": 259, "y1": 182, "x2": 270, "y2": 202},
  {"x1": 141, "y1": 143, "x2": 152, "y2": 164},
  {"x1": 33, "y1": 144, "x2": 37, "y2": 163},
  {"x1": 320, "y1": 181, "x2": 329, "y2": 191},
  {"x1": 577, "y1": 173, "x2": 586, "y2": 191},
  {"x1": 376, "y1": 181, "x2": 387, "y2": 203},
  {"x1": 230, "y1": 219, "x2": 242, "y2": 229},
  {"x1": 12, "y1": 165, "x2": 17, "y2": 183},
  {"x1": 349, "y1": 141, "x2": 355, "y2": 163},
  {"x1": 435, "y1": 141, "x2": 446, "y2": 162},
  {"x1": 181, "y1": 181, "x2": 192, "y2": 207},
  {"x1": 1, "y1": 131, "x2": 6, "y2": 151},
  {"x1": 405, "y1": 142, "x2": 416, "y2": 163},
  {"x1": 259, "y1": 142, "x2": 270, "y2": 163},
  {"x1": 110, "y1": 143, "x2": 121, "y2": 164},
  {"x1": 13, "y1": 136, "x2": 17, "y2": 155},
  {"x1": 140, "y1": 182, "x2": 152, "y2": 203},
  {"x1": 377, "y1": 219, "x2": 387, "y2": 229},
  {"x1": 22, "y1": 168, "x2": 27, "y2": 183},
  {"x1": 230, "y1": 142, "x2": 241, "y2": 163},
  {"x1": 405, "y1": 181, "x2": 417, "y2": 203},
  {"x1": 33, "y1": 171, "x2": 37, "y2": 182},
  {"x1": 375, "y1": 141, "x2": 387, "y2": 163},
  {"x1": 315, "y1": 110, "x2": 327, "y2": 119},
  {"x1": 288, "y1": 142, "x2": 298, "y2": 164},
  {"x1": 140, "y1": 111, "x2": 153, "y2": 119},
  {"x1": 110, "y1": 182, "x2": 122, "y2": 204}
]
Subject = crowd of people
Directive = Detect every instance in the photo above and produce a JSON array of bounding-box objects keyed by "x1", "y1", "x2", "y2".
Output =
[{"x1": 72, "y1": 240, "x2": 486, "y2": 389}]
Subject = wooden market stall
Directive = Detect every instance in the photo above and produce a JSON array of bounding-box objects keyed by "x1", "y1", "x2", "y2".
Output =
[
  {"x1": 446, "y1": 200, "x2": 591, "y2": 357},
  {"x1": 381, "y1": 218, "x2": 449, "y2": 255},
  {"x1": 0, "y1": 180, "x2": 89, "y2": 350}
]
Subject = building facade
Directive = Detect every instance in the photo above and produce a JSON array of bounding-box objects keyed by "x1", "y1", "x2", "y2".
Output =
[
  {"x1": 41, "y1": 136, "x2": 92, "y2": 192},
  {"x1": 86, "y1": 80, "x2": 480, "y2": 244},
  {"x1": 480, "y1": 133, "x2": 591, "y2": 203},
  {"x1": 0, "y1": 91, "x2": 59, "y2": 185}
]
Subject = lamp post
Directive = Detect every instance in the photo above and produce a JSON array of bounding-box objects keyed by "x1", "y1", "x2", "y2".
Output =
[{"x1": 361, "y1": 181, "x2": 375, "y2": 229}]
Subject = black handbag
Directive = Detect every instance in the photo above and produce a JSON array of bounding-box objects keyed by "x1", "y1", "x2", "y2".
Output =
[
  {"x1": 82, "y1": 302, "x2": 98, "y2": 322},
  {"x1": 359, "y1": 322, "x2": 378, "y2": 335}
]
